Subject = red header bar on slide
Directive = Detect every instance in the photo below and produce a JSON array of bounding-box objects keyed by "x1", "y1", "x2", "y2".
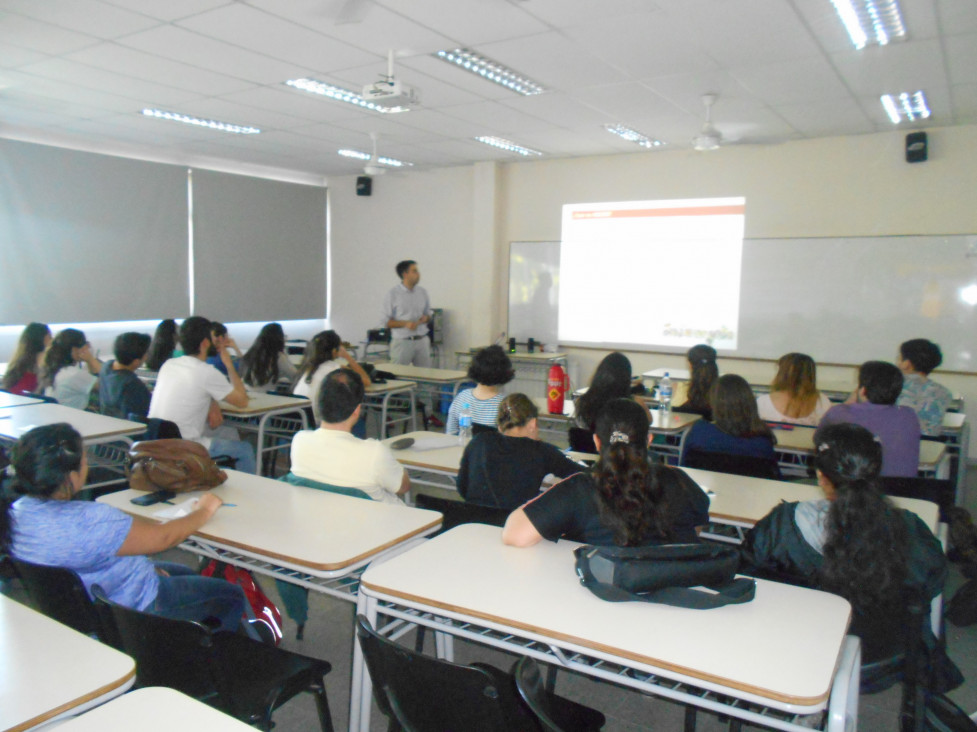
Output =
[{"x1": 572, "y1": 204, "x2": 745, "y2": 220}]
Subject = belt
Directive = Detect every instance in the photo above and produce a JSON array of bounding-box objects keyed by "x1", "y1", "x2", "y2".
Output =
[{"x1": 399, "y1": 335, "x2": 426, "y2": 341}]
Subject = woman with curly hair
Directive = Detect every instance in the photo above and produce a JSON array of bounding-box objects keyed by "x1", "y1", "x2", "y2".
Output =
[
  {"x1": 740, "y1": 422, "x2": 946, "y2": 662},
  {"x1": 238, "y1": 322, "x2": 298, "y2": 393},
  {"x1": 502, "y1": 398, "x2": 709, "y2": 547},
  {"x1": 445, "y1": 345, "x2": 515, "y2": 435},
  {"x1": 2, "y1": 322, "x2": 51, "y2": 395},
  {"x1": 41, "y1": 328, "x2": 102, "y2": 409}
]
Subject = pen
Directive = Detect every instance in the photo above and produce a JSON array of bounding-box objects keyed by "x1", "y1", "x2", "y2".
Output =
[{"x1": 221, "y1": 503, "x2": 238, "y2": 507}]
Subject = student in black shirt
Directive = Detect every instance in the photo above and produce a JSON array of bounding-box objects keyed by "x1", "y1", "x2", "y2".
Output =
[
  {"x1": 503, "y1": 398, "x2": 709, "y2": 547},
  {"x1": 457, "y1": 393, "x2": 581, "y2": 510},
  {"x1": 98, "y1": 332, "x2": 152, "y2": 420}
]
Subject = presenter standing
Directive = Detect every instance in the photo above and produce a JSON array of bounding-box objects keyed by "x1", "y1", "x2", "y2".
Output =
[{"x1": 382, "y1": 260, "x2": 433, "y2": 367}]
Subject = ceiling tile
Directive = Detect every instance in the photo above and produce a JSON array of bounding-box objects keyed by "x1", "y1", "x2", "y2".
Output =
[
  {"x1": 0, "y1": 42, "x2": 50, "y2": 69},
  {"x1": 831, "y1": 39, "x2": 948, "y2": 96},
  {"x1": 97, "y1": 0, "x2": 235, "y2": 23},
  {"x1": 0, "y1": 10, "x2": 99, "y2": 54},
  {"x1": 0, "y1": 0, "x2": 159, "y2": 39},
  {"x1": 375, "y1": 0, "x2": 550, "y2": 46},
  {"x1": 944, "y1": 33, "x2": 977, "y2": 87},
  {"x1": 728, "y1": 56, "x2": 852, "y2": 105}
]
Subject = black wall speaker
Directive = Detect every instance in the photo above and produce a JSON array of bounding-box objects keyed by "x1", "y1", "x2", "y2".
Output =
[
  {"x1": 356, "y1": 175, "x2": 373, "y2": 196},
  {"x1": 906, "y1": 131, "x2": 927, "y2": 163}
]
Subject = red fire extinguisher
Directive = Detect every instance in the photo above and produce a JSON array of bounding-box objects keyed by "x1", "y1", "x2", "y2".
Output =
[{"x1": 547, "y1": 363, "x2": 569, "y2": 415}]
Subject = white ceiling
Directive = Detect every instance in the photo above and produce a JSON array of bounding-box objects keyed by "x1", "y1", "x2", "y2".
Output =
[{"x1": 1, "y1": 0, "x2": 975, "y2": 181}]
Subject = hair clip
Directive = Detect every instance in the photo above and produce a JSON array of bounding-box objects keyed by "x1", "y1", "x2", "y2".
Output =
[
  {"x1": 816, "y1": 442, "x2": 830, "y2": 453},
  {"x1": 609, "y1": 431, "x2": 630, "y2": 444}
]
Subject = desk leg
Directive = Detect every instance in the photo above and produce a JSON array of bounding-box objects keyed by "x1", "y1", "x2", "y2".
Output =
[
  {"x1": 410, "y1": 390, "x2": 418, "y2": 432},
  {"x1": 825, "y1": 636, "x2": 861, "y2": 732},
  {"x1": 351, "y1": 592, "x2": 377, "y2": 732},
  {"x1": 379, "y1": 392, "x2": 391, "y2": 440}
]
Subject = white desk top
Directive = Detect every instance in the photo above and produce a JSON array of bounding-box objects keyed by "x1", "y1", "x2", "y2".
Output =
[
  {"x1": 361, "y1": 524, "x2": 851, "y2": 709},
  {"x1": 685, "y1": 467, "x2": 939, "y2": 532},
  {"x1": 530, "y1": 397, "x2": 699, "y2": 433},
  {"x1": 0, "y1": 595, "x2": 135, "y2": 732},
  {"x1": 98, "y1": 469, "x2": 442, "y2": 574},
  {"x1": 50, "y1": 688, "x2": 253, "y2": 731},
  {"x1": 374, "y1": 363, "x2": 468, "y2": 382},
  {"x1": 364, "y1": 378, "x2": 416, "y2": 394},
  {"x1": 773, "y1": 426, "x2": 946, "y2": 468},
  {"x1": 0, "y1": 392, "x2": 42, "y2": 409},
  {"x1": 457, "y1": 350, "x2": 566, "y2": 361},
  {"x1": 220, "y1": 392, "x2": 310, "y2": 415},
  {"x1": 643, "y1": 368, "x2": 691, "y2": 380},
  {"x1": 0, "y1": 403, "x2": 144, "y2": 443}
]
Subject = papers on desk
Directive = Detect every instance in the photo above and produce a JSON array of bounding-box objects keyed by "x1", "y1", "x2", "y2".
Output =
[
  {"x1": 404, "y1": 434, "x2": 460, "y2": 451},
  {"x1": 153, "y1": 497, "x2": 199, "y2": 521}
]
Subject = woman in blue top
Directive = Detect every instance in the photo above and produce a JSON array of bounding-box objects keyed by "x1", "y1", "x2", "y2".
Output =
[{"x1": 1, "y1": 423, "x2": 254, "y2": 636}]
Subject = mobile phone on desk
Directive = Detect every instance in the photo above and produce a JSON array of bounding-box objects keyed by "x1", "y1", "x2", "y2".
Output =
[{"x1": 130, "y1": 489, "x2": 176, "y2": 506}]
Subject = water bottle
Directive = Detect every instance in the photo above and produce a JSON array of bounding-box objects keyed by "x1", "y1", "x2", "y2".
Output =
[
  {"x1": 459, "y1": 403, "x2": 473, "y2": 444},
  {"x1": 658, "y1": 372, "x2": 673, "y2": 418}
]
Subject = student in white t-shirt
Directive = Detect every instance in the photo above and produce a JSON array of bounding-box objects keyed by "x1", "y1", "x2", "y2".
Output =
[
  {"x1": 148, "y1": 316, "x2": 256, "y2": 474},
  {"x1": 41, "y1": 328, "x2": 102, "y2": 410},
  {"x1": 293, "y1": 330, "x2": 372, "y2": 425}
]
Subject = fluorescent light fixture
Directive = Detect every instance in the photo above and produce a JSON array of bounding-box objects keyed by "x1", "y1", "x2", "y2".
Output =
[
  {"x1": 474, "y1": 136, "x2": 543, "y2": 157},
  {"x1": 604, "y1": 123, "x2": 665, "y2": 149},
  {"x1": 434, "y1": 49, "x2": 546, "y2": 96},
  {"x1": 830, "y1": 0, "x2": 907, "y2": 49},
  {"x1": 141, "y1": 108, "x2": 260, "y2": 134},
  {"x1": 880, "y1": 91, "x2": 931, "y2": 124},
  {"x1": 284, "y1": 78, "x2": 411, "y2": 114},
  {"x1": 337, "y1": 149, "x2": 413, "y2": 167}
]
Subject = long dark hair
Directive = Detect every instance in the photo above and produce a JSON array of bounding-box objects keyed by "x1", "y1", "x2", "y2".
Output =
[
  {"x1": 576, "y1": 352, "x2": 632, "y2": 431},
  {"x1": 144, "y1": 319, "x2": 178, "y2": 371},
  {"x1": 685, "y1": 344, "x2": 718, "y2": 411},
  {"x1": 2, "y1": 322, "x2": 50, "y2": 390},
  {"x1": 298, "y1": 330, "x2": 342, "y2": 385},
  {"x1": 0, "y1": 423, "x2": 83, "y2": 550},
  {"x1": 240, "y1": 322, "x2": 286, "y2": 386},
  {"x1": 40, "y1": 329, "x2": 86, "y2": 390},
  {"x1": 711, "y1": 374, "x2": 773, "y2": 439},
  {"x1": 591, "y1": 399, "x2": 670, "y2": 546},
  {"x1": 815, "y1": 423, "x2": 908, "y2": 610}
]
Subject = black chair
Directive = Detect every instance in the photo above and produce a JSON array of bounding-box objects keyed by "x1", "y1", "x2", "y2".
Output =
[
  {"x1": 414, "y1": 493, "x2": 510, "y2": 535},
  {"x1": 681, "y1": 448, "x2": 781, "y2": 480},
  {"x1": 93, "y1": 587, "x2": 335, "y2": 731},
  {"x1": 356, "y1": 614, "x2": 604, "y2": 732},
  {"x1": 880, "y1": 476, "x2": 955, "y2": 524},
  {"x1": 135, "y1": 416, "x2": 183, "y2": 441},
  {"x1": 10, "y1": 558, "x2": 107, "y2": 640},
  {"x1": 514, "y1": 657, "x2": 606, "y2": 732},
  {"x1": 568, "y1": 427, "x2": 597, "y2": 454}
]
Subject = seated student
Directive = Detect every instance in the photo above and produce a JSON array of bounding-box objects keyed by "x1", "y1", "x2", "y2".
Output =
[
  {"x1": 204, "y1": 322, "x2": 242, "y2": 376},
  {"x1": 293, "y1": 330, "x2": 372, "y2": 425},
  {"x1": 681, "y1": 374, "x2": 777, "y2": 465},
  {"x1": 819, "y1": 361, "x2": 920, "y2": 477},
  {"x1": 2, "y1": 423, "x2": 256, "y2": 638},
  {"x1": 2, "y1": 322, "x2": 51, "y2": 395},
  {"x1": 446, "y1": 345, "x2": 515, "y2": 435},
  {"x1": 740, "y1": 423, "x2": 946, "y2": 663},
  {"x1": 672, "y1": 344, "x2": 718, "y2": 419},
  {"x1": 239, "y1": 322, "x2": 298, "y2": 393},
  {"x1": 148, "y1": 316, "x2": 256, "y2": 474},
  {"x1": 143, "y1": 319, "x2": 178, "y2": 372},
  {"x1": 98, "y1": 332, "x2": 152, "y2": 420},
  {"x1": 457, "y1": 393, "x2": 582, "y2": 510},
  {"x1": 897, "y1": 338, "x2": 953, "y2": 437},
  {"x1": 572, "y1": 352, "x2": 649, "y2": 452},
  {"x1": 502, "y1": 399, "x2": 709, "y2": 547},
  {"x1": 756, "y1": 352, "x2": 832, "y2": 426},
  {"x1": 290, "y1": 368, "x2": 409, "y2": 504},
  {"x1": 41, "y1": 328, "x2": 102, "y2": 410}
]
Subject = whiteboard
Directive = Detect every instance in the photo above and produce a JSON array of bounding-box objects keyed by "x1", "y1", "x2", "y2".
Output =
[
  {"x1": 507, "y1": 235, "x2": 977, "y2": 372},
  {"x1": 507, "y1": 241, "x2": 560, "y2": 348}
]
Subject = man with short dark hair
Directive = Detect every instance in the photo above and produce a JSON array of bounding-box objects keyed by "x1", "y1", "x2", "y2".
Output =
[
  {"x1": 98, "y1": 332, "x2": 152, "y2": 419},
  {"x1": 897, "y1": 338, "x2": 952, "y2": 437},
  {"x1": 289, "y1": 368, "x2": 409, "y2": 502},
  {"x1": 819, "y1": 360, "x2": 921, "y2": 477},
  {"x1": 148, "y1": 316, "x2": 256, "y2": 473},
  {"x1": 381, "y1": 259, "x2": 433, "y2": 366}
]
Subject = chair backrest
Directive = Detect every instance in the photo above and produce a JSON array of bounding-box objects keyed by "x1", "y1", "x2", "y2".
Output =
[
  {"x1": 11, "y1": 558, "x2": 102, "y2": 638},
  {"x1": 140, "y1": 417, "x2": 183, "y2": 441},
  {"x1": 278, "y1": 472, "x2": 373, "y2": 501},
  {"x1": 472, "y1": 422, "x2": 497, "y2": 437},
  {"x1": 414, "y1": 494, "x2": 510, "y2": 535},
  {"x1": 568, "y1": 427, "x2": 597, "y2": 454},
  {"x1": 513, "y1": 657, "x2": 568, "y2": 732},
  {"x1": 880, "y1": 476, "x2": 954, "y2": 523},
  {"x1": 355, "y1": 614, "x2": 513, "y2": 732},
  {"x1": 681, "y1": 448, "x2": 781, "y2": 480},
  {"x1": 91, "y1": 586, "x2": 221, "y2": 700}
]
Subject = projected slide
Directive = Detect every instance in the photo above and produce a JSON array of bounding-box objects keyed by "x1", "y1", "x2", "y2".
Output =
[{"x1": 558, "y1": 197, "x2": 745, "y2": 351}]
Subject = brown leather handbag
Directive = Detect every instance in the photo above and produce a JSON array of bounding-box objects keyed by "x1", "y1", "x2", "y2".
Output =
[{"x1": 126, "y1": 439, "x2": 228, "y2": 493}]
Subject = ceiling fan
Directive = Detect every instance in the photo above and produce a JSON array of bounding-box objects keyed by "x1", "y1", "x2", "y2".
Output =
[{"x1": 692, "y1": 93, "x2": 723, "y2": 151}]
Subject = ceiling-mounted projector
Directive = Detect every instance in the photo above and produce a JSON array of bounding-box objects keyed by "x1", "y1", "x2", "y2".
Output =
[{"x1": 362, "y1": 78, "x2": 418, "y2": 108}]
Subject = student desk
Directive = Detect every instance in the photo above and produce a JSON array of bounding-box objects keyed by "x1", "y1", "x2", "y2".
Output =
[
  {"x1": 50, "y1": 688, "x2": 253, "y2": 732},
  {"x1": 219, "y1": 392, "x2": 310, "y2": 473},
  {"x1": 772, "y1": 426, "x2": 950, "y2": 479},
  {"x1": 0, "y1": 595, "x2": 135, "y2": 732},
  {"x1": 372, "y1": 362, "x2": 469, "y2": 398},
  {"x1": 352, "y1": 524, "x2": 859, "y2": 732},
  {"x1": 362, "y1": 379, "x2": 417, "y2": 439},
  {"x1": 98, "y1": 469, "x2": 442, "y2": 604},
  {"x1": 0, "y1": 392, "x2": 41, "y2": 408}
]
